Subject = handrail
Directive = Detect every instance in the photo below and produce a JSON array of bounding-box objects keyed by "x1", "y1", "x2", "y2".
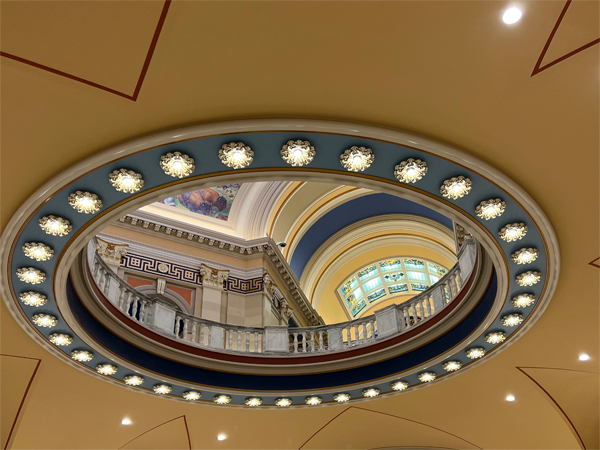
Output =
[{"x1": 88, "y1": 237, "x2": 478, "y2": 356}]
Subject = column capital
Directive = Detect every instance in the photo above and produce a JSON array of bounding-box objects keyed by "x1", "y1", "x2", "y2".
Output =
[{"x1": 200, "y1": 264, "x2": 229, "y2": 289}]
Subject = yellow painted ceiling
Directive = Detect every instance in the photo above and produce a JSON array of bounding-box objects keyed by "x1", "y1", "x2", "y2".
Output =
[{"x1": 1, "y1": 1, "x2": 598, "y2": 449}]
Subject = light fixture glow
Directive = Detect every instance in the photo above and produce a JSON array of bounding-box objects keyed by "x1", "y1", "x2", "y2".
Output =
[
  {"x1": 442, "y1": 361, "x2": 462, "y2": 372},
  {"x1": 275, "y1": 397, "x2": 293, "y2": 407},
  {"x1": 39, "y1": 215, "x2": 72, "y2": 237},
  {"x1": 49, "y1": 333, "x2": 73, "y2": 346},
  {"x1": 391, "y1": 380, "x2": 409, "y2": 391},
  {"x1": 394, "y1": 158, "x2": 427, "y2": 183},
  {"x1": 501, "y1": 313, "x2": 524, "y2": 327},
  {"x1": 305, "y1": 396, "x2": 322, "y2": 406},
  {"x1": 465, "y1": 347, "x2": 486, "y2": 359},
  {"x1": 511, "y1": 293, "x2": 535, "y2": 308},
  {"x1": 219, "y1": 142, "x2": 253, "y2": 169},
  {"x1": 506, "y1": 394, "x2": 516, "y2": 402},
  {"x1": 418, "y1": 372, "x2": 436, "y2": 383},
  {"x1": 183, "y1": 391, "x2": 201, "y2": 401},
  {"x1": 281, "y1": 140, "x2": 315, "y2": 166},
  {"x1": 499, "y1": 223, "x2": 528, "y2": 242},
  {"x1": 217, "y1": 434, "x2": 227, "y2": 441},
  {"x1": 16, "y1": 267, "x2": 46, "y2": 284},
  {"x1": 440, "y1": 176, "x2": 472, "y2": 199},
  {"x1": 244, "y1": 397, "x2": 262, "y2": 407},
  {"x1": 485, "y1": 331, "x2": 507, "y2": 344},
  {"x1": 22, "y1": 242, "x2": 54, "y2": 261},
  {"x1": 96, "y1": 364, "x2": 118, "y2": 375},
  {"x1": 333, "y1": 393, "x2": 351, "y2": 403},
  {"x1": 511, "y1": 248, "x2": 539, "y2": 265},
  {"x1": 121, "y1": 418, "x2": 132, "y2": 425},
  {"x1": 71, "y1": 350, "x2": 94, "y2": 362},
  {"x1": 160, "y1": 152, "x2": 195, "y2": 178},
  {"x1": 213, "y1": 394, "x2": 231, "y2": 405},
  {"x1": 109, "y1": 169, "x2": 144, "y2": 193},
  {"x1": 153, "y1": 384, "x2": 172, "y2": 395},
  {"x1": 124, "y1": 375, "x2": 144, "y2": 386},
  {"x1": 579, "y1": 354, "x2": 590, "y2": 361},
  {"x1": 340, "y1": 146, "x2": 374, "y2": 172},
  {"x1": 362, "y1": 388, "x2": 380, "y2": 398},
  {"x1": 502, "y1": 7, "x2": 522, "y2": 24},
  {"x1": 516, "y1": 271, "x2": 542, "y2": 286},
  {"x1": 32, "y1": 313, "x2": 57, "y2": 328},
  {"x1": 68, "y1": 191, "x2": 102, "y2": 214},
  {"x1": 475, "y1": 199, "x2": 506, "y2": 220},
  {"x1": 19, "y1": 291, "x2": 48, "y2": 307}
]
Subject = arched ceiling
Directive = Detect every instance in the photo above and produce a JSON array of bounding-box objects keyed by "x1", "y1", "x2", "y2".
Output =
[{"x1": 1, "y1": 1, "x2": 598, "y2": 449}]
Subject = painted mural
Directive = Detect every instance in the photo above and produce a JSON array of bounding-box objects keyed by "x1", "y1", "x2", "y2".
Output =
[{"x1": 160, "y1": 184, "x2": 242, "y2": 221}]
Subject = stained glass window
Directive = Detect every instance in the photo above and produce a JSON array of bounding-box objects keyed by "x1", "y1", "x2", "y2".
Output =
[
  {"x1": 383, "y1": 272, "x2": 405, "y2": 283},
  {"x1": 379, "y1": 259, "x2": 402, "y2": 272},
  {"x1": 340, "y1": 277, "x2": 358, "y2": 296},
  {"x1": 411, "y1": 283, "x2": 429, "y2": 292},
  {"x1": 357, "y1": 265, "x2": 377, "y2": 281},
  {"x1": 388, "y1": 283, "x2": 408, "y2": 293},
  {"x1": 367, "y1": 288, "x2": 386, "y2": 302},
  {"x1": 404, "y1": 259, "x2": 425, "y2": 270},
  {"x1": 337, "y1": 257, "x2": 450, "y2": 318}
]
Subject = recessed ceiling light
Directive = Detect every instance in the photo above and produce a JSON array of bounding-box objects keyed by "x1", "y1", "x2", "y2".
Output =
[
  {"x1": 160, "y1": 152, "x2": 195, "y2": 178},
  {"x1": 68, "y1": 191, "x2": 103, "y2": 214},
  {"x1": 506, "y1": 394, "x2": 516, "y2": 402},
  {"x1": 503, "y1": 7, "x2": 522, "y2": 24},
  {"x1": 219, "y1": 142, "x2": 253, "y2": 169},
  {"x1": 121, "y1": 418, "x2": 132, "y2": 425},
  {"x1": 394, "y1": 158, "x2": 428, "y2": 183},
  {"x1": 16, "y1": 267, "x2": 46, "y2": 285},
  {"x1": 39, "y1": 215, "x2": 72, "y2": 237},
  {"x1": 281, "y1": 140, "x2": 315, "y2": 166},
  {"x1": 340, "y1": 146, "x2": 374, "y2": 172},
  {"x1": 579, "y1": 354, "x2": 590, "y2": 361},
  {"x1": 217, "y1": 434, "x2": 227, "y2": 441},
  {"x1": 19, "y1": 291, "x2": 48, "y2": 307},
  {"x1": 22, "y1": 242, "x2": 54, "y2": 261}
]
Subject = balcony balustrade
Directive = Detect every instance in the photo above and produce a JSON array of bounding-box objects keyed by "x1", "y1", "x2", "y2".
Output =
[{"x1": 89, "y1": 238, "x2": 477, "y2": 356}]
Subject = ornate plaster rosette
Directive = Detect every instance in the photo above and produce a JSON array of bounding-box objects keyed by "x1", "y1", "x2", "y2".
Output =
[
  {"x1": 96, "y1": 364, "x2": 118, "y2": 376},
  {"x1": 394, "y1": 158, "x2": 427, "y2": 183},
  {"x1": 501, "y1": 313, "x2": 524, "y2": 327},
  {"x1": 499, "y1": 222, "x2": 528, "y2": 242},
  {"x1": 305, "y1": 396, "x2": 322, "y2": 406},
  {"x1": 333, "y1": 393, "x2": 351, "y2": 402},
  {"x1": 32, "y1": 314, "x2": 58, "y2": 328},
  {"x1": 511, "y1": 293, "x2": 535, "y2": 308},
  {"x1": 22, "y1": 242, "x2": 54, "y2": 261},
  {"x1": 362, "y1": 388, "x2": 380, "y2": 398},
  {"x1": 340, "y1": 146, "x2": 374, "y2": 172},
  {"x1": 418, "y1": 372, "x2": 436, "y2": 382},
  {"x1": 511, "y1": 248, "x2": 539, "y2": 265},
  {"x1": 275, "y1": 397, "x2": 293, "y2": 407},
  {"x1": 391, "y1": 380, "x2": 409, "y2": 391},
  {"x1": 213, "y1": 394, "x2": 231, "y2": 405},
  {"x1": 442, "y1": 361, "x2": 462, "y2": 372},
  {"x1": 19, "y1": 291, "x2": 47, "y2": 307},
  {"x1": 71, "y1": 350, "x2": 94, "y2": 362},
  {"x1": 183, "y1": 391, "x2": 201, "y2": 401},
  {"x1": 485, "y1": 331, "x2": 506, "y2": 344},
  {"x1": 219, "y1": 142, "x2": 253, "y2": 169},
  {"x1": 245, "y1": 397, "x2": 262, "y2": 407},
  {"x1": 440, "y1": 176, "x2": 472, "y2": 199},
  {"x1": 281, "y1": 140, "x2": 315, "y2": 166},
  {"x1": 16, "y1": 267, "x2": 46, "y2": 284},
  {"x1": 159, "y1": 152, "x2": 195, "y2": 178},
  {"x1": 68, "y1": 191, "x2": 103, "y2": 214},
  {"x1": 475, "y1": 199, "x2": 506, "y2": 220},
  {"x1": 39, "y1": 215, "x2": 72, "y2": 237},
  {"x1": 465, "y1": 347, "x2": 486, "y2": 359},
  {"x1": 108, "y1": 169, "x2": 144, "y2": 193},
  {"x1": 49, "y1": 333, "x2": 73, "y2": 346},
  {"x1": 516, "y1": 271, "x2": 542, "y2": 286}
]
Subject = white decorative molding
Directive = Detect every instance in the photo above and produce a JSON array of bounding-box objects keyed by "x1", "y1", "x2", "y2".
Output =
[
  {"x1": 96, "y1": 237, "x2": 128, "y2": 270},
  {"x1": 200, "y1": 264, "x2": 229, "y2": 289}
]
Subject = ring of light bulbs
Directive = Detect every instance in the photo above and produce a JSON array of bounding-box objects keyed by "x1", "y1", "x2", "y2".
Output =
[{"x1": 6, "y1": 128, "x2": 550, "y2": 408}]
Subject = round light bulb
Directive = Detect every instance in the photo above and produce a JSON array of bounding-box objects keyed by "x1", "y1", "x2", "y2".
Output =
[
  {"x1": 173, "y1": 161, "x2": 182, "y2": 170},
  {"x1": 506, "y1": 394, "x2": 516, "y2": 402},
  {"x1": 217, "y1": 434, "x2": 226, "y2": 441},
  {"x1": 503, "y1": 7, "x2": 522, "y2": 24},
  {"x1": 121, "y1": 418, "x2": 132, "y2": 425},
  {"x1": 579, "y1": 354, "x2": 590, "y2": 361},
  {"x1": 51, "y1": 222, "x2": 59, "y2": 230}
]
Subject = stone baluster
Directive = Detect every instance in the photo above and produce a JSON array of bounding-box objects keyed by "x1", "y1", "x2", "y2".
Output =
[
  {"x1": 318, "y1": 331, "x2": 324, "y2": 351},
  {"x1": 245, "y1": 331, "x2": 251, "y2": 352},
  {"x1": 183, "y1": 319, "x2": 190, "y2": 340},
  {"x1": 139, "y1": 300, "x2": 146, "y2": 323},
  {"x1": 368, "y1": 320, "x2": 375, "y2": 340},
  {"x1": 103, "y1": 275, "x2": 111, "y2": 296},
  {"x1": 207, "y1": 325, "x2": 212, "y2": 346},
  {"x1": 228, "y1": 329, "x2": 233, "y2": 350},
  {"x1": 124, "y1": 294, "x2": 133, "y2": 316},
  {"x1": 310, "y1": 331, "x2": 315, "y2": 352},
  {"x1": 301, "y1": 332, "x2": 307, "y2": 352},
  {"x1": 345, "y1": 326, "x2": 351, "y2": 347},
  {"x1": 191, "y1": 321, "x2": 197, "y2": 344},
  {"x1": 93, "y1": 258, "x2": 101, "y2": 280},
  {"x1": 293, "y1": 333, "x2": 298, "y2": 353},
  {"x1": 254, "y1": 332, "x2": 259, "y2": 352},
  {"x1": 199, "y1": 323, "x2": 205, "y2": 346},
  {"x1": 237, "y1": 331, "x2": 242, "y2": 351}
]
